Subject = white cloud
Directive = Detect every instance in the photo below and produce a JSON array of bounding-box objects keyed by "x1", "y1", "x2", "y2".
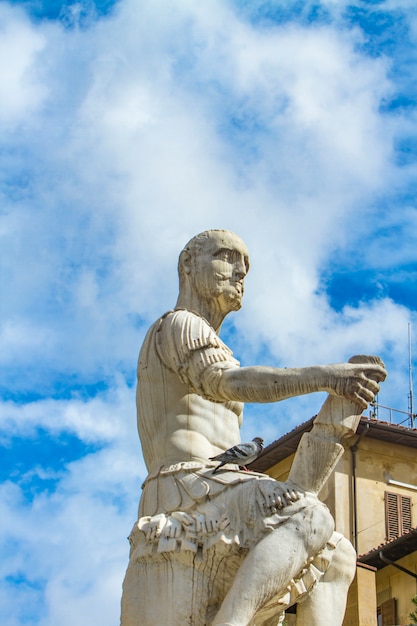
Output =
[
  {"x1": 0, "y1": 462, "x2": 134, "y2": 626},
  {"x1": 0, "y1": 379, "x2": 136, "y2": 444},
  {"x1": 0, "y1": 4, "x2": 47, "y2": 128},
  {"x1": 0, "y1": 380, "x2": 145, "y2": 626}
]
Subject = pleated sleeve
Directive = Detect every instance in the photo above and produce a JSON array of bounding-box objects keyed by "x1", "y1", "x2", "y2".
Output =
[{"x1": 156, "y1": 309, "x2": 240, "y2": 401}]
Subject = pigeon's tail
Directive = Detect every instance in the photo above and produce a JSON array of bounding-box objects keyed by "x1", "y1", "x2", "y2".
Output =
[{"x1": 211, "y1": 462, "x2": 225, "y2": 474}]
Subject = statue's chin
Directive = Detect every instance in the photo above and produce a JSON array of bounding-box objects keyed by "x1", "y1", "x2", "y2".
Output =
[
  {"x1": 223, "y1": 294, "x2": 243, "y2": 312},
  {"x1": 209, "y1": 288, "x2": 243, "y2": 314}
]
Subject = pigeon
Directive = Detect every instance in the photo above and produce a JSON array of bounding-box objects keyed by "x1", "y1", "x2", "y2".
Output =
[{"x1": 209, "y1": 437, "x2": 264, "y2": 474}]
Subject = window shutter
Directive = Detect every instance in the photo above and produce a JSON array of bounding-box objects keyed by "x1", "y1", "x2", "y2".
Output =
[
  {"x1": 401, "y1": 494, "x2": 412, "y2": 532},
  {"x1": 385, "y1": 492, "x2": 398, "y2": 540},
  {"x1": 384, "y1": 491, "x2": 412, "y2": 541},
  {"x1": 380, "y1": 598, "x2": 396, "y2": 626}
]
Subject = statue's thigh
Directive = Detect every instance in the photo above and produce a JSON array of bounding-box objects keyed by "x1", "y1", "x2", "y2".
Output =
[{"x1": 121, "y1": 544, "x2": 245, "y2": 626}]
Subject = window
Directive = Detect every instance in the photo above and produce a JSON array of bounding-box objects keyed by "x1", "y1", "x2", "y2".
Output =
[
  {"x1": 377, "y1": 598, "x2": 396, "y2": 626},
  {"x1": 384, "y1": 491, "x2": 412, "y2": 541}
]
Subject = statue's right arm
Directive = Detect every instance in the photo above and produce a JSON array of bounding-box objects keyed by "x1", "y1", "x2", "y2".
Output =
[
  {"x1": 156, "y1": 310, "x2": 386, "y2": 410},
  {"x1": 203, "y1": 359, "x2": 386, "y2": 409}
]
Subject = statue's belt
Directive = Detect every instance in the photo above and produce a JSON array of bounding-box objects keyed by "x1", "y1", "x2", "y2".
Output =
[{"x1": 142, "y1": 460, "x2": 265, "y2": 489}]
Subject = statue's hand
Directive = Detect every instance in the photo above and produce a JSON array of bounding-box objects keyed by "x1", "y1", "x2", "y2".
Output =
[
  {"x1": 327, "y1": 355, "x2": 386, "y2": 409},
  {"x1": 196, "y1": 503, "x2": 230, "y2": 534},
  {"x1": 172, "y1": 511, "x2": 205, "y2": 537},
  {"x1": 171, "y1": 511, "x2": 194, "y2": 528},
  {"x1": 263, "y1": 483, "x2": 303, "y2": 513},
  {"x1": 162, "y1": 516, "x2": 182, "y2": 539},
  {"x1": 138, "y1": 514, "x2": 166, "y2": 542}
]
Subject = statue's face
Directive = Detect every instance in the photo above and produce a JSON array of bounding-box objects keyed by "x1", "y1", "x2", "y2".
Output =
[{"x1": 190, "y1": 231, "x2": 249, "y2": 314}]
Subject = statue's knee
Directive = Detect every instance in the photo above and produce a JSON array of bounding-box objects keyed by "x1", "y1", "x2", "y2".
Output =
[
  {"x1": 305, "y1": 503, "x2": 335, "y2": 552},
  {"x1": 332, "y1": 537, "x2": 357, "y2": 583},
  {"x1": 318, "y1": 536, "x2": 356, "y2": 588}
]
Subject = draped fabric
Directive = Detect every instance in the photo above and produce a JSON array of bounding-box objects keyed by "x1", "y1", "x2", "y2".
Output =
[{"x1": 128, "y1": 463, "x2": 342, "y2": 621}]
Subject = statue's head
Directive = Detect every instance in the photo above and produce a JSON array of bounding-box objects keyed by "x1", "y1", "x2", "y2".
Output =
[{"x1": 177, "y1": 230, "x2": 249, "y2": 314}]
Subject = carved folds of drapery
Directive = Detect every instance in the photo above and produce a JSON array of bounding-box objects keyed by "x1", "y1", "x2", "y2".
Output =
[{"x1": 123, "y1": 463, "x2": 342, "y2": 625}]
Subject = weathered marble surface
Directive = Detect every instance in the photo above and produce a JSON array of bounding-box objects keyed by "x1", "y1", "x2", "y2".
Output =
[{"x1": 121, "y1": 230, "x2": 386, "y2": 626}]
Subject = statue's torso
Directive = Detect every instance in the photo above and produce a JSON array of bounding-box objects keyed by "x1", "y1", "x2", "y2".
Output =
[{"x1": 136, "y1": 309, "x2": 243, "y2": 472}]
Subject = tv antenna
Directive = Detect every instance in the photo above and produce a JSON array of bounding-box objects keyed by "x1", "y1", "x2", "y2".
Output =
[{"x1": 408, "y1": 322, "x2": 415, "y2": 428}]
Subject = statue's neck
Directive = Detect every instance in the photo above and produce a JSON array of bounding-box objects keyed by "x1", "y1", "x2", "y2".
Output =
[{"x1": 175, "y1": 293, "x2": 225, "y2": 333}]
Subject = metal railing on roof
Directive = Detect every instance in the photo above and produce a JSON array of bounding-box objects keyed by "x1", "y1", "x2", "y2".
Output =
[{"x1": 369, "y1": 402, "x2": 416, "y2": 429}]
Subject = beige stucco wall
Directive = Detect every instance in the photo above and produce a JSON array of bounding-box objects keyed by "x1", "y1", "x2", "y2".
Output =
[
  {"x1": 265, "y1": 427, "x2": 417, "y2": 625},
  {"x1": 352, "y1": 437, "x2": 417, "y2": 555},
  {"x1": 266, "y1": 433, "x2": 417, "y2": 555},
  {"x1": 344, "y1": 565, "x2": 377, "y2": 626},
  {"x1": 375, "y1": 554, "x2": 417, "y2": 625},
  {"x1": 266, "y1": 453, "x2": 293, "y2": 483}
]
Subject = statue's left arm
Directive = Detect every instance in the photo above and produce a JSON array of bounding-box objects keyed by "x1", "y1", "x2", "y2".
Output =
[{"x1": 200, "y1": 358, "x2": 386, "y2": 409}]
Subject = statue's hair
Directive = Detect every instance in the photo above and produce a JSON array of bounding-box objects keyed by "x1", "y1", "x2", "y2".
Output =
[{"x1": 177, "y1": 230, "x2": 231, "y2": 283}]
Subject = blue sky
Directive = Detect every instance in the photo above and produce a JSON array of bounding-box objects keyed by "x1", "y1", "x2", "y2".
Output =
[{"x1": 1, "y1": 0, "x2": 416, "y2": 623}]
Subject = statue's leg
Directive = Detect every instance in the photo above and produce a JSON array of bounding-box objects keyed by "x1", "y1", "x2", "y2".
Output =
[
  {"x1": 121, "y1": 554, "x2": 202, "y2": 626},
  {"x1": 212, "y1": 502, "x2": 334, "y2": 626},
  {"x1": 295, "y1": 536, "x2": 356, "y2": 626},
  {"x1": 121, "y1": 541, "x2": 241, "y2": 626},
  {"x1": 288, "y1": 394, "x2": 361, "y2": 496}
]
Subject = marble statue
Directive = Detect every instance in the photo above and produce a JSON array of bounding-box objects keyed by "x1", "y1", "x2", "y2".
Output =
[{"x1": 120, "y1": 230, "x2": 386, "y2": 626}]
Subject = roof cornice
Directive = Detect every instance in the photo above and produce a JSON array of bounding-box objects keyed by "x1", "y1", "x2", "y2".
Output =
[{"x1": 249, "y1": 416, "x2": 417, "y2": 473}]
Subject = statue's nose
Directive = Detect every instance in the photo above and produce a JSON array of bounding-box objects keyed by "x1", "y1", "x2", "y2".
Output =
[{"x1": 234, "y1": 257, "x2": 247, "y2": 280}]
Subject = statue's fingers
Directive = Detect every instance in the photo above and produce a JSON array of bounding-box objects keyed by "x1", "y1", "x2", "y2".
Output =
[
  {"x1": 371, "y1": 366, "x2": 386, "y2": 383},
  {"x1": 145, "y1": 526, "x2": 154, "y2": 540},
  {"x1": 168, "y1": 522, "x2": 180, "y2": 538},
  {"x1": 361, "y1": 381, "x2": 380, "y2": 402},
  {"x1": 195, "y1": 516, "x2": 204, "y2": 533},
  {"x1": 349, "y1": 355, "x2": 387, "y2": 382},
  {"x1": 181, "y1": 513, "x2": 194, "y2": 526},
  {"x1": 352, "y1": 391, "x2": 368, "y2": 410},
  {"x1": 360, "y1": 377, "x2": 380, "y2": 397},
  {"x1": 288, "y1": 488, "x2": 299, "y2": 501}
]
